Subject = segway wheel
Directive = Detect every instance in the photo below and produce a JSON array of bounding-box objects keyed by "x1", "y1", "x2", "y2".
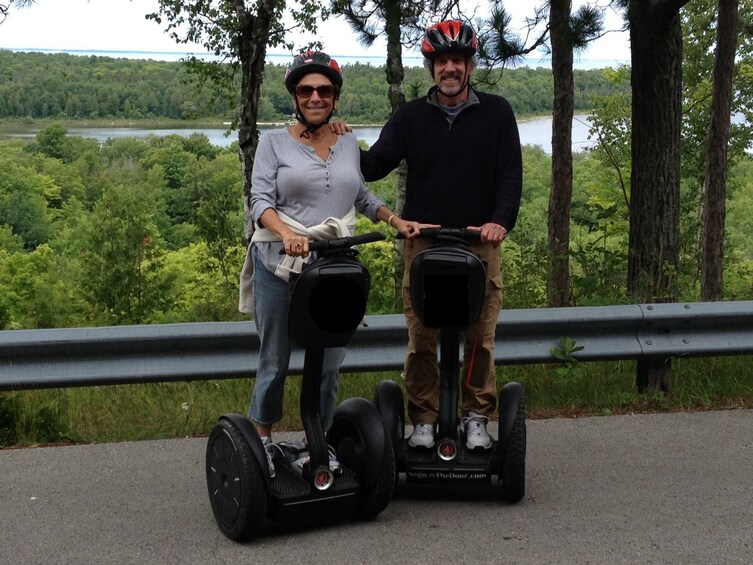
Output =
[
  {"x1": 373, "y1": 379, "x2": 405, "y2": 486},
  {"x1": 329, "y1": 397, "x2": 396, "y2": 519},
  {"x1": 206, "y1": 419, "x2": 267, "y2": 541},
  {"x1": 497, "y1": 384, "x2": 527, "y2": 503}
]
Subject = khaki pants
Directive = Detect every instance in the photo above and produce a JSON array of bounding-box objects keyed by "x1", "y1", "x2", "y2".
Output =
[{"x1": 401, "y1": 238, "x2": 503, "y2": 426}]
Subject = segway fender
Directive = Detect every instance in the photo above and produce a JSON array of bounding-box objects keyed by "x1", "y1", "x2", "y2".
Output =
[
  {"x1": 497, "y1": 382, "x2": 524, "y2": 454},
  {"x1": 330, "y1": 397, "x2": 386, "y2": 487},
  {"x1": 374, "y1": 380, "x2": 404, "y2": 442},
  {"x1": 219, "y1": 413, "x2": 271, "y2": 487}
]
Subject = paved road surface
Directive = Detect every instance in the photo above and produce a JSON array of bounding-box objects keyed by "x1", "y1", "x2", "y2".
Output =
[{"x1": 2, "y1": 410, "x2": 752, "y2": 564}]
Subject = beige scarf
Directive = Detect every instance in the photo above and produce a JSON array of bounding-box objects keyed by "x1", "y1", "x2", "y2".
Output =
[{"x1": 238, "y1": 208, "x2": 356, "y2": 314}]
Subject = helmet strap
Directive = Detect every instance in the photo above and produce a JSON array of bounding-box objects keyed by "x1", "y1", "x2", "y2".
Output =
[{"x1": 293, "y1": 102, "x2": 334, "y2": 138}]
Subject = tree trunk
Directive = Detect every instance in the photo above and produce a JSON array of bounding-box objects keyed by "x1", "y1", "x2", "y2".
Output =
[
  {"x1": 384, "y1": 0, "x2": 407, "y2": 311},
  {"x1": 384, "y1": 0, "x2": 405, "y2": 115},
  {"x1": 548, "y1": 0, "x2": 574, "y2": 307},
  {"x1": 628, "y1": 0, "x2": 689, "y2": 392},
  {"x1": 701, "y1": 0, "x2": 739, "y2": 301},
  {"x1": 239, "y1": 0, "x2": 273, "y2": 241}
]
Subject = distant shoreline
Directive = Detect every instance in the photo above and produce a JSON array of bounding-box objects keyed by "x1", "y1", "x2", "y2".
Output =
[
  {"x1": 0, "y1": 112, "x2": 575, "y2": 133},
  {"x1": 1, "y1": 47, "x2": 630, "y2": 71}
]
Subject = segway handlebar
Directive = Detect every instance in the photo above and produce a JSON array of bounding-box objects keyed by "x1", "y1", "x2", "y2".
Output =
[
  {"x1": 279, "y1": 231, "x2": 386, "y2": 254},
  {"x1": 397, "y1": 227, "x2": 482, "y2": 244},
  {"x1": 309, "y1": 230, "x2": 386, "y2": 251}
]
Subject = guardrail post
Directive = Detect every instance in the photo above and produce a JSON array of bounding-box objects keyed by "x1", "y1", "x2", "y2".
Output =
[{"x1": 636, "y1": 359, "x2": 672, "y2": 394}]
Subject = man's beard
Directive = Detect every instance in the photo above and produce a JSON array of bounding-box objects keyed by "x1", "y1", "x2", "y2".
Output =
[{"x1": 437, "y1": 72, "x2": 466, "y2": 97}]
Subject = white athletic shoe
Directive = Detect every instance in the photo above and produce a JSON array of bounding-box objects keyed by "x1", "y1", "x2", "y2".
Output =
[
  {"x1": 408, "y1": 423, "x2": 435, "y2": 449},
  {"x1": 464, "y1": 412, "x2": 492, "y2": 451}
]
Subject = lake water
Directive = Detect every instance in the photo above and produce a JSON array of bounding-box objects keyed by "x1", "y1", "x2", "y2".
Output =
[{"x1": 1, "y1": 115, "x2": 595, "y2": 154}]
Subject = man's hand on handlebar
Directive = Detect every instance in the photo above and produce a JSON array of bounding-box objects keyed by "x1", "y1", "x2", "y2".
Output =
[{"x1": 468, "y1": 223, "x2": 508, "y2": 246}]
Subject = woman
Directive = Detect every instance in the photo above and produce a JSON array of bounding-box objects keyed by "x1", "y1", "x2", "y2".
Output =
[{"x1": 242, "y1": 51, "x2": 422, "y2": 478}]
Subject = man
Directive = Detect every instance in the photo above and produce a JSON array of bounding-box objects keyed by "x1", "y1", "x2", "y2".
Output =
[{"x1": 359, "y1": 20, "x2": 523, "y2": 451}]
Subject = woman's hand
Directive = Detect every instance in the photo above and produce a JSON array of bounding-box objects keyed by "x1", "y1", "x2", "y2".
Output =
[{"x1": 282, "y1": 234, "x2": 309, "y2": 257}]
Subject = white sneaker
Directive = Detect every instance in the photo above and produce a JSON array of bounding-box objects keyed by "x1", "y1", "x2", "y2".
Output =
[
  {"x1": 261, "y1": 436, "x2": 276, "y2": 479},
  {"x1": 408, "y1": 423, "x2": 435, "y2": 449},
  {"x1": 464, "y1": 412, "x2": 492, "y2": 451}
]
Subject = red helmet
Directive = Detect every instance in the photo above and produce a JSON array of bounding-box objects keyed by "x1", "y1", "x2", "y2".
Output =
[
  {"x1": 420, "y1": 20, "x2": 478, "y2": 59},
  {"x1": 284, "y1": 51, "x2": 343, "y2": 94}
]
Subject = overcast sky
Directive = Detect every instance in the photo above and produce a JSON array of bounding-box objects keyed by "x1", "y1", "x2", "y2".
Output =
[{"x1": 0, "y1": 0, "x2": 631, "y2": 66}]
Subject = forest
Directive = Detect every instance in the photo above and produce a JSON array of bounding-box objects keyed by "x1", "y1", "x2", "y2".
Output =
[
  {"x1": 2, "y1": 117, "x2": 753, "y2": 331},
  {"x1": 0, "y1": 50, "x2": 644, "y2": 332},
  {"x1": 0, "y1": 50, "x2": 627, "y2": 123}
]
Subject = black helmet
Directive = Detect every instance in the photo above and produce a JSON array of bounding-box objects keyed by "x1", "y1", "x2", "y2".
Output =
[
  {"x1": 284, "y1": 51, "x2": 343, "y2": 94},
  {"x1": 420, "y1": 20, "x2": 478, "y2": 59}
]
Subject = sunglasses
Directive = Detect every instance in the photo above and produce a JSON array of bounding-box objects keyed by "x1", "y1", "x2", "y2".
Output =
[{"x1": 295, "y1": 84, "x2": 336, "y2": 99}]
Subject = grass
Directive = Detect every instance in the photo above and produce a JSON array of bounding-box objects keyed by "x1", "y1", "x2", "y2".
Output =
[{"x1": 2, "y1": 356, "x2": 753, "y2": 448}]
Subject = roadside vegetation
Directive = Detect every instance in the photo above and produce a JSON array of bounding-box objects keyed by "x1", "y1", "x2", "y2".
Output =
[{"x1": 3, "y1": 356, "x2": 753, "y2": 447}]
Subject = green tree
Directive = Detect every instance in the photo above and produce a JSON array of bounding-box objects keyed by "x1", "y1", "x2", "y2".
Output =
[
  {"x1": 681, "y1": 0, "x2": 753, "y2": 300},
  {"x1": 701, "y1": 0, "x2": 739, "y2": 300},
  {"x1": 588, "y1": 65, "x2": 632, "y2": 202},
  {"x1": 476, "y1": 3, "x2": 601, "y2": 309},
  {"x1": 189, "y1": 152, "x2": 245, "y2": 284},
  {"x1": 34, "y1": 123, "x2": 69, "y2": 160},
  {"x1": 0, "y1": 225, "x2": 23, "y2": 253},
  {"x1": 0, "y1": 245, "x2": 87, "y2": 329},
  {"x1": 0, "y1": 153, "x2": 51, "y2": 249},
  {"x1": 78, "y1": 181, "x2": 169, "y2": 325},
  {"x1": 155, "y1": 242, "x2": 246, "y2": 322},
  {"x1": 547, "y1": 0, "x2": 602, "y2": 307},
  {"x1": 623, "y1": 0, "x2": 692, "y2": 392},
  {"x1": 147, "y1": 0, "x2": 327, "y2": 246}
]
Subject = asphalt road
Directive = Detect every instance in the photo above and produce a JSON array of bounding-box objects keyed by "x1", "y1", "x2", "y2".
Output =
[{"x1": 2, "y1": 409, "x2": 752, "y2": 564}]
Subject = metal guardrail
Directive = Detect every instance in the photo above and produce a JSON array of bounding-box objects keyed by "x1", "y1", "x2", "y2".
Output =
[{"x1": 2, "y1": 301, "x2": 753, "y2": 392}]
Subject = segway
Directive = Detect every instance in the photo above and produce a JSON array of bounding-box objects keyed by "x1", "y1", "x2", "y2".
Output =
[
  {"x1": 206, "y1": 232, "x2": 395, "y2": 541},
  {"x1": 374, "y1": 227, "x2": 526, "y2": 503}
]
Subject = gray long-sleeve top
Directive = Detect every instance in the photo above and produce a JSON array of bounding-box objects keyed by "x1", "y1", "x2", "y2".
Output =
[{"x1": 250, "y1": 129, "x2": 385, "y2": 275}]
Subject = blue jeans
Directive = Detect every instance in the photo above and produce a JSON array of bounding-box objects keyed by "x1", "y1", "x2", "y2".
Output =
[{"x1": 248, "y1": 247, "x2": 344, "y2": 431}]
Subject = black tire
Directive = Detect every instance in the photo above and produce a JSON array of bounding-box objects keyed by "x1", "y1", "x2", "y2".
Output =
[
  {"x1": 355, "y1": 432, "x2": 395, "y2": 519},
  {"x1": 373, "y1": 379, "x2": 404, "y2": 481},
  {"x1": 206, "y1": 418, "x2": 267, "y2": 541},
  {"x1": 498, "y1": 385, "x2": 527, "y2": 503},
  {"x1": 329, "y1": 397, "x2": 396, "y2": 519}
]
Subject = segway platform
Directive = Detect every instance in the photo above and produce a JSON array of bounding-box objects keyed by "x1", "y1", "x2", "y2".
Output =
[
  {"x1": 402, "y1": 440, "x2": 498, "y2": 484},
  {"x1": 264, "y1": 441, "x2": 362, "y2": 521}
]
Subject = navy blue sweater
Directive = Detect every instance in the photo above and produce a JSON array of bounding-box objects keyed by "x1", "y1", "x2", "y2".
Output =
[{"x1": 360, "y1": 88, "x2": 523, "y2": 231}]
